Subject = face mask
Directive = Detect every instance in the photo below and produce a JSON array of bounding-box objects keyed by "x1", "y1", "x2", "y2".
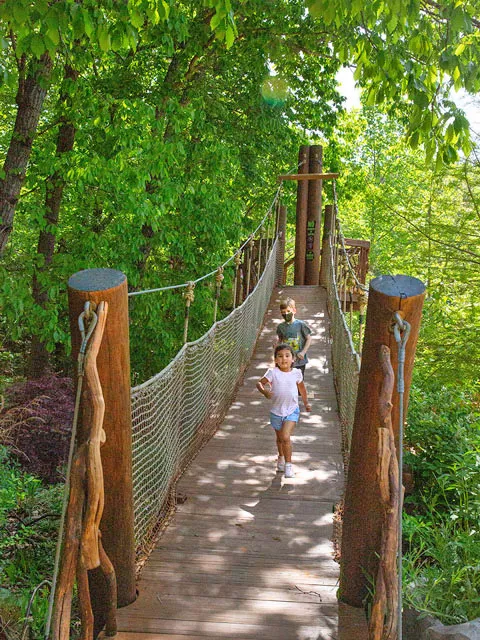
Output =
[{"x1": 282, "y1": 312, "x2": 293, "y2": 322}]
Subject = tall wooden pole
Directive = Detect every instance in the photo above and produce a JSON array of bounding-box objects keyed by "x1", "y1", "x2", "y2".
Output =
[
  {"x1": 339, "y1": 275, "x2": 425, "y2": 607},
  {"x1": 319, "y1": 204, "x2": 334, "y2": 287},
  {"x1": 276, "y1": 204, "x2": 287, "y2": 286},
  {"x1": 294, "y1": 145, "x2": 309, "y2": 285},
  {"x1": 304, "y1": 145, "x2": 322, "y2": 285},
  {"x1": 68, "y1": 268, "x2": 136, "y2": 633}
]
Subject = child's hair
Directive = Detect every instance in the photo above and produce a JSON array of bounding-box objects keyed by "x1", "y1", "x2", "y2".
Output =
[
  {"x1": 274, "y1": 343, "x2": 295, "y2": 366},
  {"x1": 279, "y1": 297, "x2": 295, "y2": 310}
]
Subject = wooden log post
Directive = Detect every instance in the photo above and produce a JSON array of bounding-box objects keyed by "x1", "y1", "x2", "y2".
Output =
[
  {"x1": 68, "y1": 268, "x2": 136, "y2": 634},
  {"x1": 339, "y1": 275, "x2": 425, "y2": 607},
  {"x1": 319, "y1": 204, "x2": 334, "y2": 287},
  {"x1": 294, "y1": 145, "x2": 309, "y2": 285},
  {"x1": 304, "y1": 145, "x2": 322, "y2": 285},
  {"x1": 276, "y1": 204, "x2": 287, "y2": 286}
]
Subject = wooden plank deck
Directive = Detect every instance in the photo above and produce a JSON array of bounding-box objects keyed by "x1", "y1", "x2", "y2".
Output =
[{"x1": 114, "y1": 286, "x2": 368, "y2": 640}]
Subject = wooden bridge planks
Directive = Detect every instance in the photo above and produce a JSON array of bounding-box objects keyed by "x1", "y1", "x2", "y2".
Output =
[{"x1": 113, "y1": 286, "x2": 367, "y2": 640}]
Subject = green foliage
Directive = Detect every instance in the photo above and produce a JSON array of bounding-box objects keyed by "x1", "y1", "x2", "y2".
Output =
[
  {"x1": 1, "y1": 0, "x2": 342, "y2": 381},
  {"x1": 403, "y1": 512, "x2": 480, "y2": 624},
  {"x1": 307, "y1": 0, "x2": 478, "y2": 163},
  {"x1": 333, "y1": 107, "x2": 480, "y2": 623},
  {"x1": 0, "y1": 446, "x2": 63, "y2": 638}
]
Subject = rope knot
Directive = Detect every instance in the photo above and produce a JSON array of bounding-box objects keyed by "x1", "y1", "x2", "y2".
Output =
[
  {"x1": 234, "y1": 252, "x2": 242, "y2": 268},
  {"x1": 183, "y1": 282, "x2": 195, "y2": 306},
  {"x1": 215, "y1": 266, "x2": 224, "y2": 286},
  {"x1": 358, "y1": 289, "x2": 368, "y2": 314}
]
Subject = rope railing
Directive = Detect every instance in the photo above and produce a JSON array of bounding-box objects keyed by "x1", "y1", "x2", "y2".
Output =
[
  {"x1": 127, "y1": 183, "x2": 283, "y2": 298},
  {"x1": 129, "y1": 210, "x2": 282, "y2": 565},
  {"x1": 324, "y1": 182, "x2": 368, "y2": 454}
]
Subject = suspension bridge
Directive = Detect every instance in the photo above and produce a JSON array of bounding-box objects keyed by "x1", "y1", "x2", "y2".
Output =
[{"x1": 46, "y1": 145, "x2": 426, "y2": 640}]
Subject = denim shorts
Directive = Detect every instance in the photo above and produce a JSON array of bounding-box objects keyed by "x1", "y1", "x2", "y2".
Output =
[{"x1": 269, "y1": 407, "x2": 300, "y2": 431}]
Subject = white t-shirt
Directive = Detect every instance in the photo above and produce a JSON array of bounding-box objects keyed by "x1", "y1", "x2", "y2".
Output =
[{"x1": 264, "y1": 367, "x2": 303, "y2": 417}]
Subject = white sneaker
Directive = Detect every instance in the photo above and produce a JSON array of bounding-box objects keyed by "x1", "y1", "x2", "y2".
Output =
[
  {"x1": 284, "y1": 463, "x2": 295, "y2": 478},
  {"x1": 276, "y1": 457, "x2": 285, "y2": 472}
]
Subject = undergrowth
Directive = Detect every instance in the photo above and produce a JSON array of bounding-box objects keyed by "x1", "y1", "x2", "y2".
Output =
[
  {"x1": 403, "y1": 382, "x2": 480, "y2": 624},
  {"x1": 0, "y1": 445, "x2": 63, "y2": 638}
]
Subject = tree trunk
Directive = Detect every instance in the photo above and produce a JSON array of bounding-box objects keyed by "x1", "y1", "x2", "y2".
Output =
[
  {"x1": 28, "y1": 65, "x2": 78, "y2": 378},
  {"x1": 0, "y1": 53, "x2": 52, "y2": 255}
]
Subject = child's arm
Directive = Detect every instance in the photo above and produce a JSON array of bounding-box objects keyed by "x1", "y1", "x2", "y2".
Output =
[
  {"x1": 297, "y1": 381, "x2": 311, "y2": 411},
  {"x1": 257, "y1": 376, "x2": 272, "y2": 399},
  {"x1": 297, "y1": 334, "x2": 312, "y2": 360}
]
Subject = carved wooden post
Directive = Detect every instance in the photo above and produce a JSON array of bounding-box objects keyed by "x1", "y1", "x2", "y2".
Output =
[
  {"x1": 294, "y1": 145, "x2": 309, "y2": 285},
  {"x1": 339, "y1": 275, "x2": 425, "y2": 607},
  {"x1": 304, "y1": 145, "x2": 322, "y2": 285},
  {"x1": 276, "y1": 204, "x2": 287, "y2": 285},
  {"x1": 68, "y1": 268, "x2": 136, "y2": 634},
  {"x1": 319, "y1": 204, "x2": 334, "y2": 287}
]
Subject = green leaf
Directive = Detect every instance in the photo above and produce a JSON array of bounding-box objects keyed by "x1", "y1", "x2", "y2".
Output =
[
  {"x1": 13, "y1": 3, "x2": 28, "y2": 24},
  {"x1": 225, "y1": 25, "x2": 235, "y2": 49},
  {"x1": 98, "y1": 26, "x2": 111, "y2": 52},
  {"x1": 130, "y1": 10, "x2": 144, "y2": 29},
  {"x1": 30, "y1": 34, "x2": 45, "y2": 58}
]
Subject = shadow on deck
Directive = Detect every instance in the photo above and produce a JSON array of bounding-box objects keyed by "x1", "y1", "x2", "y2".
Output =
[{"x1": 111, "y1": 286, "x2": 368, "y2": 640}]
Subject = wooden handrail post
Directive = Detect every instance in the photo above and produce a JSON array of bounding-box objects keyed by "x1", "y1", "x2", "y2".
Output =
[
  {"x1": 319, "y1": 204, "x2": 334, "y2": 286},
  {"x1": 304, "y1": 145, "x2": 322, "y2": 285},
  {"x1": 294, "y1": 145, "x2": 309, "y2": 285},
  {"x1": 68, "y1": 268, "x2": 136, "y2": 634},
  {"x1": 276, "y1": 204, "x2": 287, "y2": 285},
  {"x1": 339, "y1": 274, "x2": 425, "y2": 607}
]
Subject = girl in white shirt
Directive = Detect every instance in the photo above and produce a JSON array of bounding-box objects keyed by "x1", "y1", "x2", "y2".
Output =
[{"x1": 256, "y1": 343, "x2": 311, "y2": 478}]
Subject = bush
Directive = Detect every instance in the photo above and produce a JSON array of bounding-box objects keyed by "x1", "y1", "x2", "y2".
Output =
[
  {"x1": 403, "y1": 382, "x2": 480, "y2": 624},
  {"x1": 0, "y1": 446, "x2": 62, "y2": 638}
]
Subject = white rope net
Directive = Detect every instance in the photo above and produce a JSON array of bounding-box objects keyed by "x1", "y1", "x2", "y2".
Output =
[
  {"x1": 130, "y1": 240, "x2": 279, "y2": 562},
  {"x1": 323, "y1": 211, "x2": 362, "y2": 456}
]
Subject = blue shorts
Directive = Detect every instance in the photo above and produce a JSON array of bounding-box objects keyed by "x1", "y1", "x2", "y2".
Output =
[{"x1": 269, "y1": 407, "x2": 300, "y2": 431}]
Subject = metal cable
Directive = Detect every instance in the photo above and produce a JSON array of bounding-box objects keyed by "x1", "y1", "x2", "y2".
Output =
[
  {"x1": 128, "y1": 183, "x2": 283, "y2": 297},
  {"x1": 393, "y1": 312, "x2": 411, "y2": 640}
]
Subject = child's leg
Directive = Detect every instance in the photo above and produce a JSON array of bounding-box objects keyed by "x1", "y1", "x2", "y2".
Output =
[
  {"x1": 277, "y1": 420, "x2": 296, "y2": 463},
  {"x1": 275, "y1": 431, "x2": 284, "y2": 458}
]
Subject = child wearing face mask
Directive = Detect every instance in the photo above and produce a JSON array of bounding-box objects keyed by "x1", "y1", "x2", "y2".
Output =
[{"x1": 275, "y1": 297, "x2": 313, "y2": 379}]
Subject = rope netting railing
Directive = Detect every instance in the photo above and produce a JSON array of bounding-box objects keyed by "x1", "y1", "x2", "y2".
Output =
[
  {"x1": 130, "y1": 228, "x2": 280, "y2": 564},
  {"x1": 324, "y1": 184, "x2": 368, "y2": 455}
]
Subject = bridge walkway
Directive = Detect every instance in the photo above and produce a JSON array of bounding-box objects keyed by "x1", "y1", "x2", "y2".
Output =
[{"x1": 114, "y1": 285, "x2": 368, "y2": 639}]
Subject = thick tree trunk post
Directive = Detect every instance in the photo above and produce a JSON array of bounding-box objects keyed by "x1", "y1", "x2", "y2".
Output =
[
  {"x1": 68, "y1": 269, "x2": 136, "y2": 633},
  {"x1": 294, "y1": 145, "x2": 309, "y2": 285},
  {"x1": 0, "y1": 53, "x2": 53, "y2": 255},
  {"x1": 304, "y1": 145, "x2": 322, "y2": 285},
  {"x1": 339, "y1": 275, "x2": 425, "y2": 607},
  {"x1": 29, "y1": 64, "x2": 79, "y2": 379},
  {"x1": 276, "y1": 204, "x2": 287, "y2": 285},
  {"x1": 319, "y1": 204, "x2": 334, "y2": 287}
]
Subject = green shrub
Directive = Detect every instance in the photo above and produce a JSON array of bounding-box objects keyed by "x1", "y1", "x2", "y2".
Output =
[
  {"x1": 0, "y1": 446, "x2": 62, "y2": 638},
  {"x1": 403, "y1": 383, "x2": 480, "y2": 624}
]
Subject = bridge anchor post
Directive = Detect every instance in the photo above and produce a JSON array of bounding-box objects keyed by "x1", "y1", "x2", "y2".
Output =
[
  {"x1": 68, "y1": 268, "x2": 137, "y2": 636},
  {"x1": 339, "y1": 274, "x2": 425, "y2": 608}
]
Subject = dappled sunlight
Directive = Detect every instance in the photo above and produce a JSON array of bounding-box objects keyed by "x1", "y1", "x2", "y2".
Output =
[{"x1": 117, "y1": 286, "x2": 368, "y2": 638}]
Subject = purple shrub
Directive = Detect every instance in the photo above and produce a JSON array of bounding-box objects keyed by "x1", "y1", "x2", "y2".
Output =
[{"x1": 1, "y1": 375, "x2": 74, "y2": 483}]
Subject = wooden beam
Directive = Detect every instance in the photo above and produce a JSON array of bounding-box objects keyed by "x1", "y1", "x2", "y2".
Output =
[{"x1": 278, "y1": 172, "x2": 339, "y2": 182}]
